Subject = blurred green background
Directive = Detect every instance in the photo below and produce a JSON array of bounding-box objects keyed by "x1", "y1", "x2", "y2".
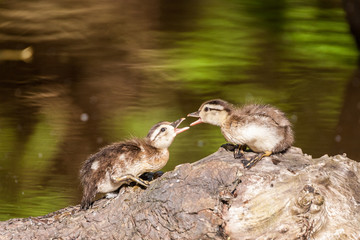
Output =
[{"x1": 0, "y1": 0, "x2": 359, "y2": 220}]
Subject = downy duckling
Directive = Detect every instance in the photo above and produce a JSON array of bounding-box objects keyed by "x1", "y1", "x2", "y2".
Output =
[
  {"x1": 79, "y1": 118, "x2": 189, "y2": 210},
  {"x1": 188, "y1": 99, "x2": 294, "y2": 169}
]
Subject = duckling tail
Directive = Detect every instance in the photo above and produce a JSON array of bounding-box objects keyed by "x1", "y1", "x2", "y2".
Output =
[{"x1": 80, "y1": 185, "x2": 97, "y2": 210}]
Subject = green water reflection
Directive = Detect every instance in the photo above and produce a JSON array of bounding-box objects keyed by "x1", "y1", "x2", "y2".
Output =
[{"x1": 0, "y1": 0, "x2": 358, "y2": 220}]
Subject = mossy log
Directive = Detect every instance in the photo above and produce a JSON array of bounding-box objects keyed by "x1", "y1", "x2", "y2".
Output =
[{"x1": 1, "y1": 147, "x2": 360, "y2": 239}]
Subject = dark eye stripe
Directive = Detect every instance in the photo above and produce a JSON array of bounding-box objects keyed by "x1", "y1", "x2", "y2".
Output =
[
  {"x1": 207, "y1": 108, "x2": 221, "y2": 111},
  {"x1": 153, "y1": 127, "x2": 166, "y2": 140}
]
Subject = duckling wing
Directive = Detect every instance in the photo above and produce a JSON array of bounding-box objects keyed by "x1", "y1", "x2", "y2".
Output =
[
  {"x1": 240, "y1": 104, "x2": 291, "y2": 127},
  {"x1": 81, "y1": 141, "x2": 143, "y2": 174},
  {"x1": 106, "y1": 141, "x2": 144, "y2": 164},
  {"x1": 115, "y1": 142, "x2": 143, "y2": 153},
  {"x1": 101, "y1": 141, "x2": 142, "y2": 159}
]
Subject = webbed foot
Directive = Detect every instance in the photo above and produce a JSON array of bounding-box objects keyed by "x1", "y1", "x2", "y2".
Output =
[
  {"x1": 234, "y1": 145, "x2": 247, "y2": 159},
  {"x1": 113, "y1": 174, "x2": 150, "y2": 188},
  {"x1": 242, "y1": 151, "x2": 272, "y2": 169},
  {"x1": 140, "y1": 171, "x2": 164, "y2": 182},
  {"x1": 221, "y1": 143, "x2": 237, "y2": 151}
]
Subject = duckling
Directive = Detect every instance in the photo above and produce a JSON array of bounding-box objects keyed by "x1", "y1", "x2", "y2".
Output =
[
  {"x1": 187, "y1": 99, "x2": 294, "y2": 169},
  {"x1": 79, "y1": 118, "x2": 189, "y2": 210}
]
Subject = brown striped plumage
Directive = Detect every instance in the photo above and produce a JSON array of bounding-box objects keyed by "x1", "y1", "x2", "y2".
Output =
[
  {"x1": 79, "y1": 118, "x2": 188, "y2": 209},
  {"x1": 188, "y1": 99, "x2": 294, "y2": 169}
]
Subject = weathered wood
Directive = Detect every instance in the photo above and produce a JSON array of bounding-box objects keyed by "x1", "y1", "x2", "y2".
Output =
[{"x1": 1, "y1": 147, "x2": 360, "y2": 239}]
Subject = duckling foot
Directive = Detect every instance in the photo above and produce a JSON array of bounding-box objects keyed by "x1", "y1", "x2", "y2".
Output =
[
  {"x1": 140, "y1": 171, "x2": 164, "y2": 182},
  {"x1": 114, "y1": 174, "x2": 150, "y2": 188},
  {"x1": 234, "y1": 145, "x2": 247, "y2": 159},
  {"x1": 242, "y1": 151, "x2": 272, "y2": 169},
  {"x1": 221, "y1": 143, "x2": 237, "y2": 152}
]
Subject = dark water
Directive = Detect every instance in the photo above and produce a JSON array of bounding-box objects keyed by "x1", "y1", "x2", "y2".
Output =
[{"x1": 0, "y1": 0, "x2": 358, "y2": 220}]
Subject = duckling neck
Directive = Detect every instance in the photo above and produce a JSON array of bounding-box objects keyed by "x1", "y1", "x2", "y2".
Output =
[
  {"x1": 123, "y1": 140, "x2": 166, "y2": 173},
  {"x1": 142, "y1": 138, "x2": 168, "y2": 156},
  {"x1": 148, "y1": 148, "x2": 170, "y2": 171},
  {"x1": 217, "y1": 111, "x2": 230, "y2": 126},
  {"x1": 145, "y1": 137, "x2": 170, "y2": 150}
]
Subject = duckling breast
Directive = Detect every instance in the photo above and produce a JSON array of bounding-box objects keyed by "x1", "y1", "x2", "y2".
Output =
[
  {"x1": 224, "y1": 123, "x2": 284, "y2": 153},
  {"x1": 140, "y1": 148, "x2": 169, "y2": 173}
]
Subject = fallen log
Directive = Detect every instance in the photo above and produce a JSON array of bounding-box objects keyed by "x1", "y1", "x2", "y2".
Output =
[{"x1": 1, "y1": 147, "x2": 360, "y2": 239}]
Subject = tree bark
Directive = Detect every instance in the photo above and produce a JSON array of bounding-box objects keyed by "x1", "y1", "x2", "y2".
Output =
[
  {"x1": 343, "y1": 0, "x2": 360, "y2": 51},
  {"x1": 1, "y1": 147, "x2": 360, "y2": 239}
]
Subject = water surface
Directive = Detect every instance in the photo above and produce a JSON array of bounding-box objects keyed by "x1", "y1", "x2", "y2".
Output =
[{"x1": 0, "y1": 0, "x2": 358, "y2": 220}]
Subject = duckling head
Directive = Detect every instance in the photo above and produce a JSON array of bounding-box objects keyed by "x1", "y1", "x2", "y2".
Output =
[
  {"x1": 188, "y1": 99, "x2": 232, "y2": 126},
  {"x1": 147, "y1": 118, "x2": 189, "y2": 149}
]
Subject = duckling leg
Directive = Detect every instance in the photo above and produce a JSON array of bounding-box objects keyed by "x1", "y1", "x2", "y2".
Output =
[
  {"x1": 234, "y1": 145, "x2": 247, "y2": 159},
  {"x1": 221, "y1": 143, "x2": 237, "y2": 151},
  {"x1": 113, "y1": 174, "x2": 150, "y2": 188},
  {"x1": 242, "y1": 151, "x2": 272, "y2": 169}
]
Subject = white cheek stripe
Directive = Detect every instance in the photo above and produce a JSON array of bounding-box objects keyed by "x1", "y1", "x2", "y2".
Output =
[
  {"x1": 205, "y1": 104, "x2": 224, "y2": 111},
  {"x1": 150, "y1": 128, "x2": 161, "y2": 141}
]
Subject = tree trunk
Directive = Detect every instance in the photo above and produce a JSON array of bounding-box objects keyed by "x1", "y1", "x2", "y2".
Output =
[
  {"x1": 343, "y1": 0, "x2": 360, "y2": 51},
  {"x1": 1, "y1": 147, "x2": 360, "y2": 239}
]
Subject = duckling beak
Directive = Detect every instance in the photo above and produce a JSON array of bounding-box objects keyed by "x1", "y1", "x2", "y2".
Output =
[
  {"x1": 187, "y1": 111, "x2": 203, "y2": 126},
  {"x1": 171, "y1": 118, "x2": 190, "y2": 135}
]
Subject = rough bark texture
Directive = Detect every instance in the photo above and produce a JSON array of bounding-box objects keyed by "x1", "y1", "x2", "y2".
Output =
[
  {"x1": 343, "y1": 0, "x2": 360, "y2": 51},
  {"x1": 1, "y1": 147, "x2": 360, "y2": 239}
]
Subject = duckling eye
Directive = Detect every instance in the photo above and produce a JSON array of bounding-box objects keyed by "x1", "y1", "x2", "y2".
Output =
[
  {"x1": 160, "y1": 127, "x2": 166, "y2": 132},
  {"x1": 204, "y1": 107, "x2": 209, "y2": 112}
]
